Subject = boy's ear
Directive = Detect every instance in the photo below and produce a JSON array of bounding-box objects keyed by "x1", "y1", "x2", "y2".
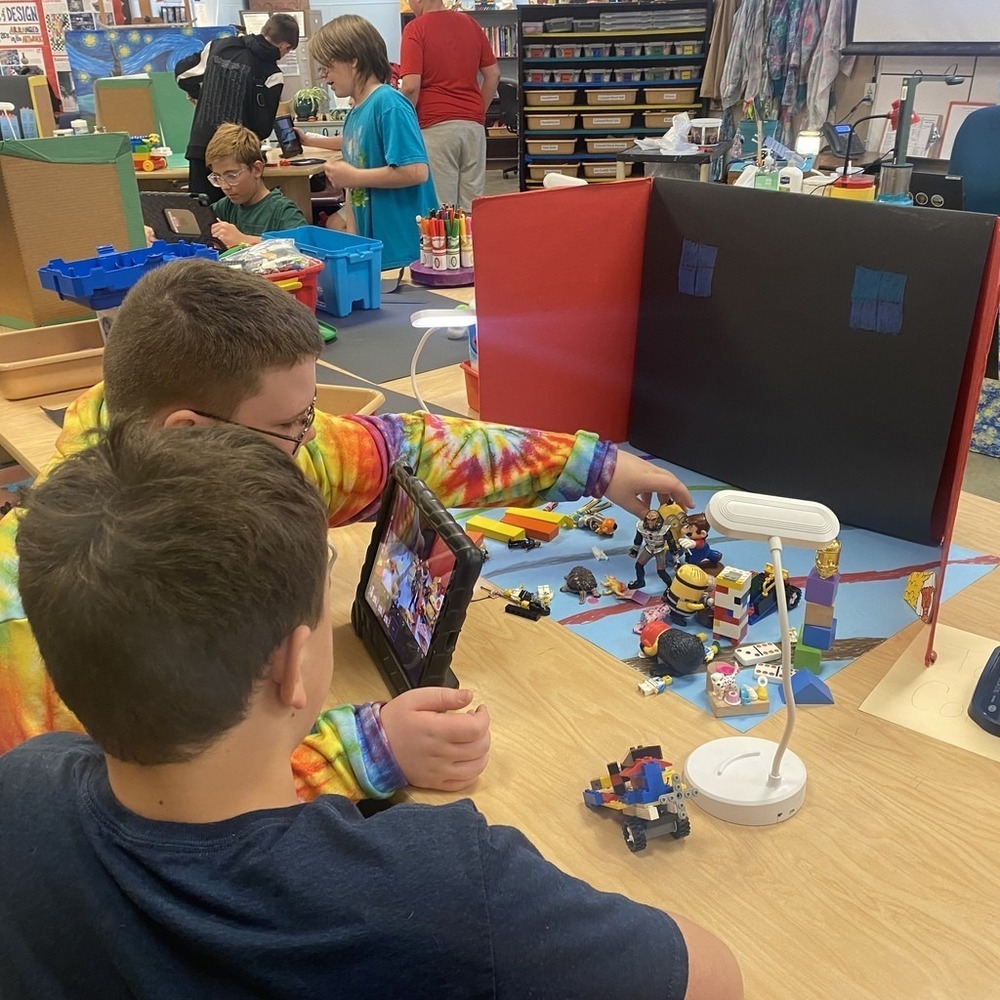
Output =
[
  {"x1": 252, "y1": 159, "x2": 266, "y2": 177},
  {"x1": 271, "y1": 624, "x2": 313, "y2": 710}
]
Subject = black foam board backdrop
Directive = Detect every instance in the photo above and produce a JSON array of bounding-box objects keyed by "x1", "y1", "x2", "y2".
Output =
[{"x1": 629, "y1": 178, "x2": 995, "y2": 544}]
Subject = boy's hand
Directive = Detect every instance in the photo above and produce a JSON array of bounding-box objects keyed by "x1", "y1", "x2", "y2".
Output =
[
  {"x1": 325, "y1": 159, "x2": 358, "y2": 189},
  {"x1": 379, "y1": 688, "x2": 490, "y2": 792},
  {"x1": 211, "y1": 221, "x2": 248, "y2": 248},
  {"x1": 604, "y1": 450, "x2": 694, "y2": 515}
]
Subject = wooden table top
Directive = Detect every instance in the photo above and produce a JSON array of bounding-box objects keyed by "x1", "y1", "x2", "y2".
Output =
[{"x1": 325, "y1": 491, "x2": 1000, "y2": 1000}]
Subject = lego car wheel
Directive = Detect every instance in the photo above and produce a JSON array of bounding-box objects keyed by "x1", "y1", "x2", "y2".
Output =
[
  {"x1": 670, "y1": 815, "x2": 691, "y2": 840},
  {"x1": 622, "y1": 817, "x2": 647, "y2": 853}
]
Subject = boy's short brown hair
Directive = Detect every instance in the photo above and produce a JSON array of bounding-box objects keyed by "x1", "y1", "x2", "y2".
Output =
[
  {"x1": 16, "y1": 421, "x2": 329, "y2": 765},
  {"x1": 205, "y1": 122, "x2": 265, "y2": 171},
  {"x1": 309, "y1": 15, "x2": 391, "y2": 85},
  {"x1": 103, "y1": 258, "x2": 323, "y2": 421},
  {"x1": 262, "y1": 12, "x2": 300, "y2": 49}
]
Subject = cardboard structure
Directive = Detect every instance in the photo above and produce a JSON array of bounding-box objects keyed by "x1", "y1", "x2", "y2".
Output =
[
  {"x1": 472, "y1": 177, "x2": 1000, "y2": 664},
  {"x1": 0, "y1": 133, "x2": 146, "y2": 328}
]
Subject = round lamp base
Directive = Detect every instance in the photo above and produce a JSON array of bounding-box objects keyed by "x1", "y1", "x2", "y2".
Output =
[{"x1": 684, "y1": 736, "x2": 806, "y2": 827}]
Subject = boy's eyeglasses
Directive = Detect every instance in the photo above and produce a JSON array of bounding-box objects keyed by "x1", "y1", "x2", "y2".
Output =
[
  {"x1": 190, "y1": 399, "x2": 316, "y2": 455},
  {"x1": 207, "y1": 167, "x2": 248, "y2": 187}
]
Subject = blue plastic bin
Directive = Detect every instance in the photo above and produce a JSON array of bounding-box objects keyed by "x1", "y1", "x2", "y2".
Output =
[{"x1": 264, "y1": 226, "x2": 382, "y2": 318}]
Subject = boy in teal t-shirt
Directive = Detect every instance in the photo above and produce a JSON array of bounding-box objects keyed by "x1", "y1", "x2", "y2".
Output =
[
  {"x1": 306, "y1": 15, "x2": 438, "y2": 269},
  {"x1": 205, "y1": 123, "x2": 307, "y2": 248}
]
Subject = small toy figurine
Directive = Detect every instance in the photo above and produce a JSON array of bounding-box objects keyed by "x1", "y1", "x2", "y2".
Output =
[
  {"x1": 663, "y1": 564, "x2": 712, "y2": 625},
  {"x1": 814, "y1": 537, "x2": 842, "y2": 579},
  {"x1": 583, "y1": 745, "x2": 697, "y2": 852},
  {"x1": 628, "y1": 509, "x2": 676, "y2": 592},
  {"x1": 573, "y1": 499, "x2": 617, "y2": 536},
  {"x1": 560, "y1": 565, "x2": 600, "y2": 604},
  {"x1": 508, "y1": 537, "x2": 541, "y2": 550},
  {"x1": 681, "y1": 513, "x2": 722, "y2": 568},
  {"x1": 638, "y1": 675, "x2": 671, "y2": 696},
  {"x1": 746, "y1": 564, "x2": 802, "y2": 624}
]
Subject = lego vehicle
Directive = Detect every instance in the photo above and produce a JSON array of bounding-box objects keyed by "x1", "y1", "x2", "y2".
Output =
[{"x1": 583, "y1": 745, "x2": 697, "y2": 852}]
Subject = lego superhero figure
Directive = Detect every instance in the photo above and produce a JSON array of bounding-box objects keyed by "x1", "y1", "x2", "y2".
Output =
[
  {"x1": 664, "y1": 564, "x2": 711, "y2": 625},
  {"x1": 681, "y1": 513, "x2": 722, "y2": 568},
  {"x1": 628, "y1": 509, "x2": 676, "y2": 592}
]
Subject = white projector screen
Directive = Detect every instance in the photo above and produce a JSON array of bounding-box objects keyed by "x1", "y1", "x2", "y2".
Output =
[{"x1": 849, "y1": 0, "x2": 1000, "y2": 54}]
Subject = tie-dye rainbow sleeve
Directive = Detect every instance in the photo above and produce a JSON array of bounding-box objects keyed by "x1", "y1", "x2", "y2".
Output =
[{"x1": 299, "y1": 409, "x2": 616, "y2": 526}]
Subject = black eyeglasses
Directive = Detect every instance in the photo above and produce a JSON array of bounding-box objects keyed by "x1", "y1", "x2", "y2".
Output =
[{"x1": 190, "y1": 399, "x2": 316, "y2": 455}]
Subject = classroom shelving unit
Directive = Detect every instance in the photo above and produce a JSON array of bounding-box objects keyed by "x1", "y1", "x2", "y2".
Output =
[{"x1": 516, "y1": 1, "x2": 713, "y2": 188}]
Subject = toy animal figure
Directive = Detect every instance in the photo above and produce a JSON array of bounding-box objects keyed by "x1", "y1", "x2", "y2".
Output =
[
  {"x1": 601, "y1": 575, "x2": 631, "y2": 598},
  {"x1": 560, "y1": 565, "x2": 600, "y2": 604},
  {"x1": 628, "y1": 509, "x2": 676, "y2": 593},
  {"x1": 681, "y1": 513, "x2": 722, "y2": 568},
  {"x1": 664, "y1": 564, "x2": 712, "y2": 625},
  {"x1": 573, "y1": 499, "x2": 617, "y2": 536}
]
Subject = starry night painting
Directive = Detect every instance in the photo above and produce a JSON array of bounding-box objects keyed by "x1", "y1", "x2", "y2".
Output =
[{"x1": 65, "y1": 25, "x2": 233, "y2": 116}]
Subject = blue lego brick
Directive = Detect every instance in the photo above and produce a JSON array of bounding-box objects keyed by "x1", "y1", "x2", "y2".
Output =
[
  {"x1": 583, "y1": 789, "x2": 604, "y2": 808},
  {"x1": 803, "y1": 568, "x2": 839, "y2": 606},
  {"x1": 38, "y1": 241, "x2": 219, "y2": 311},
  {"x1": 801, "y1": 620, "x2": 837, "y2": 651}
]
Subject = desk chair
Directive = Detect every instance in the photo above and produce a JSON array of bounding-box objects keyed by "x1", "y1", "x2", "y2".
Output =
[
  {"x1": 497, "y1": 79, "x2": 519, "y2": 180},
  {"x1": 949, "y1": 105, "x2": 1000, "y2": 215},
  {"x1": 949, "y1": 105, "x2": 1000, "y2": 380}
]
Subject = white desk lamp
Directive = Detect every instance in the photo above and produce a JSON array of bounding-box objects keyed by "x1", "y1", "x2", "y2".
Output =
[
  {"x1": 684, "y1": 491, "x2": 840, "y2": 826},
  {"x1": 409, "y1": 308, "x2": 477, "y2": 411}
]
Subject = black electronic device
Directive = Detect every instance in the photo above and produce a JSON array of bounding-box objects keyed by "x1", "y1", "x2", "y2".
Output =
[
  {"x1": 822, "y1": 121, "x2": 866, "y2": 158},
  {"x1": 910, "y1": 172, "x2": 965, "y2": 210},
  {"x1": 139, "y1": 192, "x2": 225, "y2": 251},
  {"x1": 351, "y1": 461, "x2": 484, "y2": 696},
  {"x1": 273, "y1": 113, "x2": 303, "y2": 158},
  {"x1": 969, "y1": 646, "x2": 1000, "y2": 737}
]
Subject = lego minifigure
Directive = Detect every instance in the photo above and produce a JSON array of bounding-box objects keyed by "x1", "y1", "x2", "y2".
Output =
[{"x1": 628, "y1": 509, "x2": 676, "y2": 592}]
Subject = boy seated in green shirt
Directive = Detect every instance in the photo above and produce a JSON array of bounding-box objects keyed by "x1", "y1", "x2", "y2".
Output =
[{"x1": 206, "y1": 122, "x2": 307, "y2": 248}]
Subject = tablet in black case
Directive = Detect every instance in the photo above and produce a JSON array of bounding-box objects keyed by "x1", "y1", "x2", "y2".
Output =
[{"x1": 352, "y1": 461, "x2": 484, "y2": 695}]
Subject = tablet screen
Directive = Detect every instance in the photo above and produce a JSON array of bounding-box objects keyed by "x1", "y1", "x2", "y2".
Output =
[{"x1": 352, "y1": 463, "x2": 482, "y2": 694}]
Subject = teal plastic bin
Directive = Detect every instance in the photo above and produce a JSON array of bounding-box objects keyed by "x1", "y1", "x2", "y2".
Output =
[{"x1": 263, "y1": 226, "x2": 382, "y2": 317}]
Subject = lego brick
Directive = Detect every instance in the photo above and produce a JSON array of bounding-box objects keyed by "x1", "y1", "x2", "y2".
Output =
[
  {"x1": 500, "y1": 512, "x2": 560, "y2": 541},
  {"x1": 803, "y1": 567, "x2": 839, "y2": 605},
  {"x1": 712, "y1": 620, "x2": 747, "y2": 642},
  {"x1": 715, "y1": 566, "x2": 753, "y2": 592},
  {"x1": 802, "y1": 600, "x2": 835, "y2": 628},
  {"x1": 713, "y1": 590, "x2": 748, "y2": 611},
  {"x1": 713, "y1": 607, "x2": 743, "y2": 625},
  {"x1": 504, "y1": 507, "x2": 575, "y2": 528},
  {"x1": 734, "y1": 642, "x2": 782, "y2": 667},
  {"x1": 792, "y1": 642, "x2": 823, "y2": 673},
  {"x1": 465, "y1": 515, "x2": 525, "y2": 543}
]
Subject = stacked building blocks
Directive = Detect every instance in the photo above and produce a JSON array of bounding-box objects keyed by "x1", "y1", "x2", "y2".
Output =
[
  {"x1": 465, "y1": 514, "x2": 524, "y2": 544},
  {"x1": 712, "y1": 566, "x2": 752, "y2": 643},
  {"x1": 500, "y1": 512, "x2": 560, "y2": 542},
  {"x1": 706, "y1": 663, "x2": 770, "y2": 718},
  {"x1": 795, "y1": 538, "x2": 841, "y2": 672}
]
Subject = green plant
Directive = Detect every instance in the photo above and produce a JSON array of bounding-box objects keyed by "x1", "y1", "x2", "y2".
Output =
[{"x1": 293, "y1": 86, "x2": 327, "y2": 117}]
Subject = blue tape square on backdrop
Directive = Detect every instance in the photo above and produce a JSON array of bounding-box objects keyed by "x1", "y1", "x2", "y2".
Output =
[
  {"x1": 679, "y1": 239, "x2": 718, "y2": 297},
  {"x1": 851, "y1": 266, "x2": 906, "y2": 334}
]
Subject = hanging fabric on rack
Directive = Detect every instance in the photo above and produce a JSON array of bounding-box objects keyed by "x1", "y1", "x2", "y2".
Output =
[
  {"x1": 701, "y1": 0, "x2": 742, "y2": 101},
  {"x1": 767, "y1": 0, "x2": 824, "y2": 118},
  {"x1": 719, "y1": 0, "x2": 770, "y2": 111},
  {"x1": 804, "y1": 0, "x2": 857, "y2": 128}
]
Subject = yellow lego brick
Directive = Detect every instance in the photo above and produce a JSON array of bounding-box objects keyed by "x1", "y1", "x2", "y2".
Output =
[
  {"x1": 715, "y1": 566, "x2": 753, "y2": 592},
  {"x1": 504, "y1": 507, "x2": 575, "y2": 528},
  {"x1": 466, "y1": 515, "x2": 525, "y2": 542}
]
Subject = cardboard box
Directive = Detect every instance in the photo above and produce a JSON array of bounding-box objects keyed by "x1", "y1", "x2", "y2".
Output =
[
  {"x1": 0, "y1": 319, "x2": 104, "y2": 400},
  {"x1": 94, "y1": 77, "x2": 158, "y2": 136},
  {"x1": 0, "y1": 133, "x2": 146, "y2": 328}
]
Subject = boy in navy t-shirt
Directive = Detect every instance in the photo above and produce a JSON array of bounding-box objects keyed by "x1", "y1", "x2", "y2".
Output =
[{"x1": 0, "y1": 423, "x2": 742, "y2": 1000}]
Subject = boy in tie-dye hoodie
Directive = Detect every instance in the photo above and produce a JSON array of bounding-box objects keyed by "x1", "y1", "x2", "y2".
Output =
[{"x1": 0, "y1": 258, "x2": 692, "y2": 802}]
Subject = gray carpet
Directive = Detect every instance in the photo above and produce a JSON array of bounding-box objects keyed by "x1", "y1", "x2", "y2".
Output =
[{"x1": 318, "y1": 282, "x2": 472, "y2": 383}]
